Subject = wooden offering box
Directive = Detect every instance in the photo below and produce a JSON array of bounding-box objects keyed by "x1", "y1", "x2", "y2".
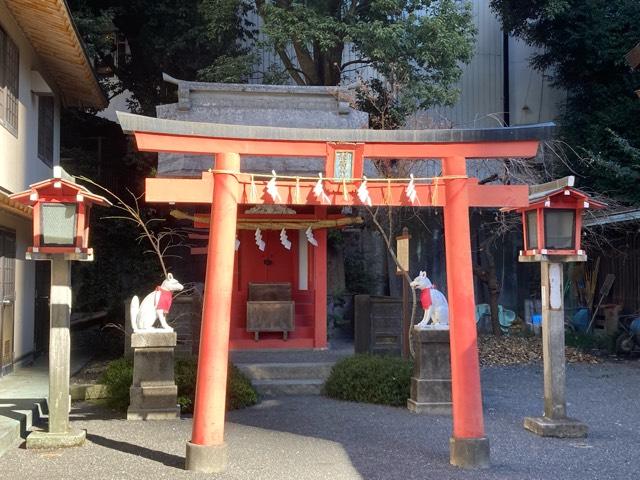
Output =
[{"x1": 246, "y1": 283, "x2": 295, "y2": 341}]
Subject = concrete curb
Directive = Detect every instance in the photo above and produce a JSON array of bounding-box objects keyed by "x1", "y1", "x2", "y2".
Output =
[
  {"x1": 0, "y1": 399, "x2": 46, "y2": 458},
  {"x1": 69, "y1": 384, "x2": 110, "y2": 401}
]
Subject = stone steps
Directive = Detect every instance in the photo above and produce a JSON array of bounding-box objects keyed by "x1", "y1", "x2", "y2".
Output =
[
  {"x1": 0, "y1": 399, "x2": 46, "y2": 458},
  {"x1": 251, "y1": 379, "x2": 325, "y2": 396},
  {"x1": 236, "y1": 362, "x2": 335, "y2": 396}
]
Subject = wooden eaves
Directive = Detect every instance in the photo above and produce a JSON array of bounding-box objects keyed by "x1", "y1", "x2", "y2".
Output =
[{"x1": 3, "y1": 0, "x2": 107, "y2": 108}]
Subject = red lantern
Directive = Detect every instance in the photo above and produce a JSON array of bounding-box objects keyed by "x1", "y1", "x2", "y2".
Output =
[
  {"x1": 514, "y1": 177, "x2": 605, "y2": 261},
  {"x1": 9, "y1": 167, "x2": 110, "y2": 260}
]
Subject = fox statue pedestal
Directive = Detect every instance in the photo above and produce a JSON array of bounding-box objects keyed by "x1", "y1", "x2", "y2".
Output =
[
  {"x1": 127, "y1": 332, "x2": 180, "y2": 420},
  {"x1": 407, "y1": 328, "x2": 452, "y2": 414}
]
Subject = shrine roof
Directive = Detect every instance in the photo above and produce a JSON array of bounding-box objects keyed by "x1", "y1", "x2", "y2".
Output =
[{"x1": 117, "y1": 112, "x2": 555, "y2": 146}]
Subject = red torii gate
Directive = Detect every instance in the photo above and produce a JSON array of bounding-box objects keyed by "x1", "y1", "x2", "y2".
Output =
[{"x1": 117, "y1": 112, "x2": 552, "y2": 472}]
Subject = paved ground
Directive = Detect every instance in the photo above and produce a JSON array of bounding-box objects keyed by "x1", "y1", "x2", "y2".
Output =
[{"x1": 0, "y1": 360, "x2": 638, "y2": 480}]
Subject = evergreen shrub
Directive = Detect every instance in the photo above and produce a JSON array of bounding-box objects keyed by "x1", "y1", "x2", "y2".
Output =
[
  {"x1": 323, "y1": 355, "x2": 412, "y2": 406},
  {"x1": 100, "y1": 357, "x2": 258, "y2": 413}
]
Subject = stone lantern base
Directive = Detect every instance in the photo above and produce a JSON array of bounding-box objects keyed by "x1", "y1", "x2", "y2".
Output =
[{"x1": 127, "y1": 332, "x2": 180, "y2": 420}]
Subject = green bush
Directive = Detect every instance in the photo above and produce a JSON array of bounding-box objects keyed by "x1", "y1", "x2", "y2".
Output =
[
  {"x1": 323, "y1": 355, "x2": 413, "y2": 406},
  {"x1": 100, "y1": 357, "x2": 259, "y2": 413},
  {"x1": 100, "y1": 357, "x2": 134, "y2": 411}
]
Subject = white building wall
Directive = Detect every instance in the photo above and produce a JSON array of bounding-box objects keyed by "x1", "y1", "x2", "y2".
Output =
[
  {"x1": 0, "y1": 1, "x2": 61, "y2": 364},
  {"x1": 0, "y1": 1, "x2": 58, "y2": 193}
]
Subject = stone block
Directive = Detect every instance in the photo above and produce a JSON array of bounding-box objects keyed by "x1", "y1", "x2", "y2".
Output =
[
  {"x1": 26, "y1": 429, "x2": 86, "y2": 449},
  {"x1": 185, "y1": 441, "x2": 228, "y2": 473},
  {"x1": 523, "y1": 416, "x2": 588, "y2": 438},
  {"x1": 407, "y1": 328, "x2": 452, "y2": 414},
  {"x1": 130, "y1": 332, "x2": 177, "y2": 348},
  {"x1": 128, "y1": 332, "x2": 179, "y2": 420},
  {"x1": 449, "y1": 436, "x2": 490, "y2": 469}
]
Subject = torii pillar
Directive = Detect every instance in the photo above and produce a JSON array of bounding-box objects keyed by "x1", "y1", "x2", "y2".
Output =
[
  {"x1": 185, "y1": 152, "x2": 240, "y2": 472},
  {"x1": 443, "y1": 157, "x2": 489, "y2": 467}
]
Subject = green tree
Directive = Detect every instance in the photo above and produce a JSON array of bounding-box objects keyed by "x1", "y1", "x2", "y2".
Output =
[
  {"x1": 68, "y1": 0, "x2": 252, "y2": 115},
  {"x1": 491, "y1": 0, "x2": 640, "y2": 203},
  {"x1": 254, "y1": 0, "x2": 476, "y2": 117}
]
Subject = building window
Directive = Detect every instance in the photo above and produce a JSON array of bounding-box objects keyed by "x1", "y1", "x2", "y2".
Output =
[
  {"x1": 0, "y1": 27, "x2": 19, "y2": 136},
  {"x1": 38, "y1": 96, "x2": 54, "y2": 166}
]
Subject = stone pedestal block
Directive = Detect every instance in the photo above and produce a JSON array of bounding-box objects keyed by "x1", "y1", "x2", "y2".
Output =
[
  {"x1": 407, "y1": 328, "x2": 452, "y2": 414},
  {"x1": 127, "y1": 332, "x2": 180, "y2": 420},
  {"x1": 523, "y1": 416, "x2": 588, "y2": 438}
]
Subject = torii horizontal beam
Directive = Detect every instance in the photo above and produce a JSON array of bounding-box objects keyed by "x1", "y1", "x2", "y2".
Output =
[
  {"x1": 145, "y1": 172, "x2": 529, "y2": 208},
  {"x1": 118, "y1": 112, "x2": 553, "y2": 159}
]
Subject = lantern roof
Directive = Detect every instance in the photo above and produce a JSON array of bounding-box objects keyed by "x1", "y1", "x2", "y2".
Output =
[
  {"x1": 504, "y1": 176, "x2": 606, "y2": 212},
  {"x1": 9, "y1": 167, "x2": 111, "y2": 207}
]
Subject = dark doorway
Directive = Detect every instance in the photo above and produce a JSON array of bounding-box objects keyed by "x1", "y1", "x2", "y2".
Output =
[
  {"x1": 0, "y1": 230, "x2": 16, "y2": 376},
  {"x1": 34, "y1": 261, "x2": 50, "y2": 355}
]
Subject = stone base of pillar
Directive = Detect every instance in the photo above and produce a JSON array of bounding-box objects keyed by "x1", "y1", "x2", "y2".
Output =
[
  {"x1": 127, "y1": 332, "x2": 179, "y2": 421},
  {"x1": 524, "y1": 416, "x2": 588, "y2": 438},
  {"x1": 185, "y1": 441, "x2": 227, "y2": 473},
  {"x1": 449, "y1": 436, "x2": 490, "y2": 469},
  {"x1": 26, "y1": 429, "x2": 86, "y2": 449},
  {"x1": 407, "y1": 399, "x2": 451, "y2": 414},
  {"x1": 407, "y1": 328, "x2": 452, "y2": 415}
]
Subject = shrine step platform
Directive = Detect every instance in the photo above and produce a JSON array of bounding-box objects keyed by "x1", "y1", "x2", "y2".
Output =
[
  {"x1": 232, "y1": 341, "x2": 352, "y2": 396},
  {"x1": 236, "y1": 363, "x2": 334, "y2": 396}
]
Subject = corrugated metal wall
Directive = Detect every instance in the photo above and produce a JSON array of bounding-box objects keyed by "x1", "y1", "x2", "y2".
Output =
[{"x1": 245, "y1": 1, "x2": 564, "y2": 128}]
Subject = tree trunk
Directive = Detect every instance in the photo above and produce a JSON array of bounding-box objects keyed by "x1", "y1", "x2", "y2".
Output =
[
  {"x1": 473, "y1": 239, "x2": 502, "y2": 336},
  {"x1": 484, "y1": 247, "x2": 502, "y2": 336}
]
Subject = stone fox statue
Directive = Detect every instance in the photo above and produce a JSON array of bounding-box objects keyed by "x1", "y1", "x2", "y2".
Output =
[
  {"x1": 130, "y1": 273, "x2": 184, "y2": 333},
  {"x1": 409, "y1": 271, "x2": 449, "y2": 329}
]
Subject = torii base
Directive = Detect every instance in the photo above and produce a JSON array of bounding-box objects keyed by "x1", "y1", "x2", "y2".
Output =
[
  {"x1": 185, "y1": 441, "x2": 227, "y2": 473},
  {"x1": 450, "y1": 436, "x2": 490, "y2": 469}
]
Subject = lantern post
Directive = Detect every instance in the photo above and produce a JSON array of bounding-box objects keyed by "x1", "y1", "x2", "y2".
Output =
[
  {"x1": 9, "y1": 167, "x2": 110, "y2": 448},
  {"x1": 514, "y1": 176, "x2": 604, "y2": 438}
]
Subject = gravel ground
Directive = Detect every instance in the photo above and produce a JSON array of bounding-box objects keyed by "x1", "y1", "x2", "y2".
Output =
[{"x1": 2, "y1": 361, "x2": 639, "y2": 480}]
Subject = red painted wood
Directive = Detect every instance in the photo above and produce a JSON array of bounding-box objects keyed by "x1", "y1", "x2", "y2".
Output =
[
  {"x1": 133, "y1": 131, "x2": 540, "y2": 159},
  {"x1": 313, "y1": 206, "x2": 328, "y2": 349},
  {"x1": 146, "y1": 175, "x2": 529, "y2": 209},
  {"x1": 191, "y1": 153, "x2": 239, "y2": 447},
  {"x1": 443, "y1": 157, "x2": 485, "y2": 440}
]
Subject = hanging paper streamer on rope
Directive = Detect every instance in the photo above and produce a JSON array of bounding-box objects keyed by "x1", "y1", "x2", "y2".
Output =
[
  {"x1": 279, "y1": 228, "x2": 292, "y2": 250},
  {"x1": 255, "y1": 228, "x2": 266, "y2": 251},
  {"x1": 313, "y1": 173, "x2": 331, "y2": 205},
  {"x1": 406, "y1": 173, "x2": 418, "y2": 205},
  {"x1": 266, "y1": 170, "x2": 282, "y2": 203},
  {"x1": 235, "y1": 236, "x2": 240, "y2": 251},
  {"x1": 357, "y1": 176, "x2": 372, "y2": 206},
  {"x1": 305, "y1": 226, "x2": 318, "y2": 247},
  {"x1": 249, "y1": 175, "x2": 258, "y2": 203}
]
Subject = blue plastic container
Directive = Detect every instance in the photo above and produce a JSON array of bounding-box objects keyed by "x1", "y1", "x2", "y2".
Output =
[
  {"x1": 532, "y1": 314, "x2": 542, "y2": 326},
  {"x1": 571, "y1": 308, "x2": 590, "y2": 333}
]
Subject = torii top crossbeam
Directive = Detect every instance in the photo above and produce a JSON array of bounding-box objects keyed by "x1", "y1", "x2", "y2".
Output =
[
  {"x1": 116, "y1": 110, "x2": 554, "y2": 471},
  {"x1": 117, "y1": 112, "x2": 554, "y2": 209}
]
